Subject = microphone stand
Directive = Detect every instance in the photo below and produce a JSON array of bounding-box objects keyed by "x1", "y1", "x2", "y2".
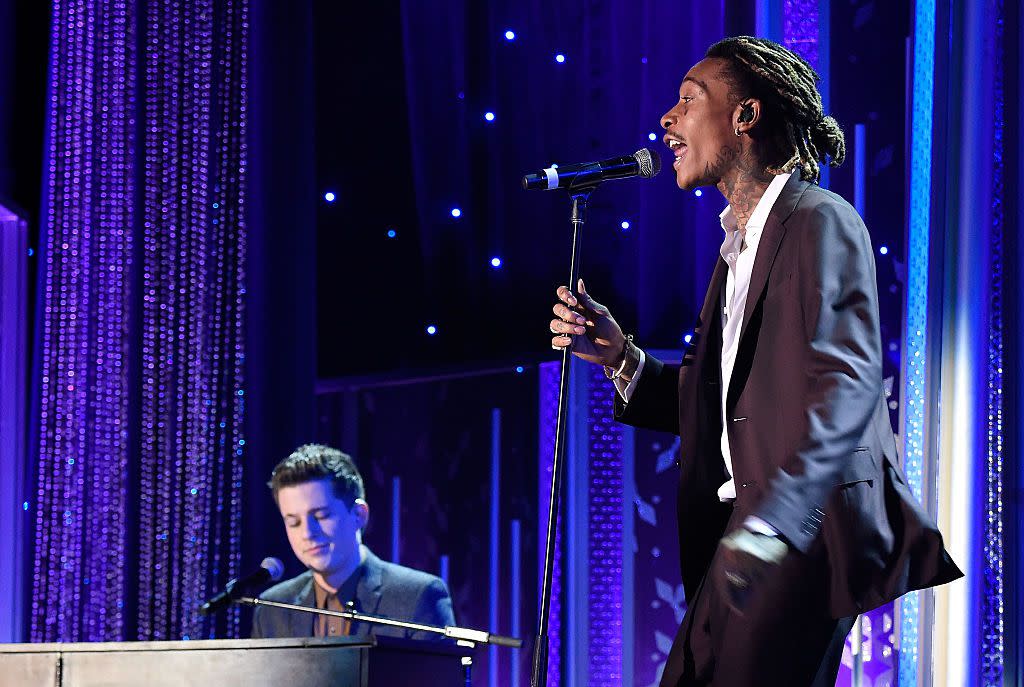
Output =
[
  {"x1": 531, "y1": 187, "x2": 592, "y2": 687},
  {"x1": 235, "y1": 596, "x2": 523, "y2": 648}
]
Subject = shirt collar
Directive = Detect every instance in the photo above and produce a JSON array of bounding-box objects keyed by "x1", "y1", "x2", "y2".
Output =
[
  {"x1": 313, "y1": 562, "x2": 365, "y2": 607},
  {"x1": 718, "y1": 169, "x2": 796, "y2": 243}
]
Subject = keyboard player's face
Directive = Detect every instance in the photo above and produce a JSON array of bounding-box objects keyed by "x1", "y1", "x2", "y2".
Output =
[{"x1": 277, "y1": 478, "x2": 368, "y2": 585}]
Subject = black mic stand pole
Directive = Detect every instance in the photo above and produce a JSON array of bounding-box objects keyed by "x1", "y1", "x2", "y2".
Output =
[{"x1": 531, "y1": 188, "x2": 591, "y2": 687}]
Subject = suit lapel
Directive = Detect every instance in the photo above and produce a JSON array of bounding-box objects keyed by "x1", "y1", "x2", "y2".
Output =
[
  {"x1": 724, "y1": 175, "x2": 809, "y2": 412},
  {"x1": 737, "y1": 174, "x2": 809, "y2": 345},
  {"x1": 291, "y1": 573, "x2": 315, "y2": 636},
  {"x1": 737, "y1": 215, "x2": 787, "y2": 341},
  {"x1": 688, "y1": 258, "x2": 727, "y2": 367},
  {"x1": 354, "y1": 547, "x2": 384, "y2": 635}
]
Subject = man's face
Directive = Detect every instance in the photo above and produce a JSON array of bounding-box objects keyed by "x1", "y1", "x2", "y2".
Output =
[
  {"x1": 660, "y1": 58, "x2": 741, "y2": 190},
  {"x1": 276, "y1": 479, "x2": 366, "y2": 580}
]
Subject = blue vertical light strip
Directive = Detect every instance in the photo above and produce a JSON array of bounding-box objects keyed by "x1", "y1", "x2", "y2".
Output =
[
  {"x1": 900, "y1": 0, "x2": 935, "y2": 683},
  {"x1": 0, "y1": 207, "x2": 28, "y2": 643},
  {"x1": 511, "y1": 519, "x2": 522, "y2": 687},
  {"x1": 982, "y1": 1, "x2": 1005, "y2": 682},
  {"x1": 755, "y1": 0, "x2": 784, "y2": 40},
  {"x1": 490, "y1": 408, "x2": 501, "y2": 687},
  {"x1": 439, "y1": 554, "x2": 450, "y2": 586},
  {"x1": 391, "y1": 476, "x2": 401, "y2": 565},
  {"x1": 854, "y1": 124, "x2": 867, "y2": 214}
]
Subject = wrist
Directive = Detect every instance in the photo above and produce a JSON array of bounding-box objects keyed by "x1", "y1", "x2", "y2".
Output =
[
  {"x1": 604, "y1": 335, "x2": 639, "y2": 381},
  {"x1": 609, "y1": 336, "x2": 628, "y2": 367}
]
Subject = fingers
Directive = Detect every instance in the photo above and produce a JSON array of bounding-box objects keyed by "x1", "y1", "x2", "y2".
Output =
[
  {"x1": 550, "y1": 318, "x2": 586, "y2": 337},
  {"x1": 555, "y1": 285, "x2": 578, "y2": 308},
  {"x1": 576, "y1": 278, "x2": 599, "y2": 310},
  {"x1": 551, "y1": 334, "x2": 572, "y2": 351},
  {"x1": 551, "y1": 281, "x2": 604, "y2": 351},
  {"x1": 553, "y1": 302, "x2": 587, "y2": 325},
  {"x1": 555, "y1": 283, "x2": 600, "y2": 319}
]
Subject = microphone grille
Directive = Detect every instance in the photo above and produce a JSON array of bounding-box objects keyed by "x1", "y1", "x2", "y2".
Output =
[
  {"x1": 634, "y1": 148, "x2": 661, "y2": 178},
  {"x1": 260, "y1": 557, "x2": 285, "y2": 582}
]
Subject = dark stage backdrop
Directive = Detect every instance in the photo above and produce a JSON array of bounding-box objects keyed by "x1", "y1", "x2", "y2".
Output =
[{"x1": 313, "y1": 0, "x2": 753, "y2": 378}]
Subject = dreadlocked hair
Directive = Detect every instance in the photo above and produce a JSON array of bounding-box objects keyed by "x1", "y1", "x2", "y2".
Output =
[{"x1": 706, "y1": 36, "x2": 845, "y2": 184}]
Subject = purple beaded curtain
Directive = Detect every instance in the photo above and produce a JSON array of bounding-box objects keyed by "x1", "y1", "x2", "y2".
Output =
[
  {"x1": 31, "y1": 0, "x2": 136, "y2": 642},
  {"x1": 136, "y1": 0, "x2": 247, "y2": 640},
  {"x1": 32, "y1": 0, "x2": 248, "y2": 642}
]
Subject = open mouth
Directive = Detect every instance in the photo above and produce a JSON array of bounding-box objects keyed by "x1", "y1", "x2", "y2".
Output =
[{"x1": 665, "y1": 137, "x2": 687, "y2": 167}]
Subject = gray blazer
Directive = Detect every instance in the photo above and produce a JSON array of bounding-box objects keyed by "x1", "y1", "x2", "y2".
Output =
[{"x1": 250, "y1": 546, "x2": 455, "y2": 640}]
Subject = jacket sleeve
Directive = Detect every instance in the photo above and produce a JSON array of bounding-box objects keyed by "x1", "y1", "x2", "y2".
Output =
[
  {"x1": 250, "y1": 606, "x2": 266, "y2": 639},
  {"x1": 613, "y1": 354, "x2": 681, "y2": 435},
  {"x1": 753, "y1": 201, "x2": 882, "y2": 553},
  {"x1": 408, "y1": 577, "x2": 456, "y2": 641}
]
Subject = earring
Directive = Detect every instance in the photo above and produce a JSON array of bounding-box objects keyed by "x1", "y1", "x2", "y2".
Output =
[{"x1": 735, "y1": 127, "x2": 743, "y2": 137}]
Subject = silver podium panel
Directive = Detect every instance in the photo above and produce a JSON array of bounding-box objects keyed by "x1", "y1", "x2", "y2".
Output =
[
  {"x1": 0, "y1": 650, "x2": 59, "y2": 687},
  {"x1": 0, "y1": 636, "x2": 470, "y2": 687}
]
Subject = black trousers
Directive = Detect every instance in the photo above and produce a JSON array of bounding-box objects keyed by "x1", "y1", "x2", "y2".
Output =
[{"x1": 659, "y1": 519, "x2": 855, "y2": 687}]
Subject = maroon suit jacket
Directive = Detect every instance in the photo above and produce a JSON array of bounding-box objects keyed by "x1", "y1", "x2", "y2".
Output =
[{"x1": 617, "y1": 174, "x2": 961, "y2": 617}]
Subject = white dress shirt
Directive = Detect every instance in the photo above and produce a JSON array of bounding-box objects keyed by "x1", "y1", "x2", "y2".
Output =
[{"x1": 616, "y1": 172, "x2": 795, "y2": 523}]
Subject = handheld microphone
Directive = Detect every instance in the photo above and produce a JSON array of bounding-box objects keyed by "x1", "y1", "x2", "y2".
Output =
[
  {"x1": 198, "y1": 557, "x2": 284, "y2": 616},
  {"x1": 522, "y1": 147, "x2": 662, "y2": 191}
]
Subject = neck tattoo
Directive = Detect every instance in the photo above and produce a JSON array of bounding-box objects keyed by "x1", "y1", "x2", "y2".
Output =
[{"x1": 711, "y1": 144, "x2": 774, "y2": 233}]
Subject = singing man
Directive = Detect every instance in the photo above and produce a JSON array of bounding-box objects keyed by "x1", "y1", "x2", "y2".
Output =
[
  {"x1": 548, "y1": 36, "x2": 961, "y2": 685},
  {"x1": 251, "y1": 443, "x2": 455, "y2": 639}
]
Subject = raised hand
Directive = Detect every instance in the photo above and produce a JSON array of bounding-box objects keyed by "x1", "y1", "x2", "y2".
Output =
[{"x1": 549, "y1": 279, "x2": 627, "y2": 367}]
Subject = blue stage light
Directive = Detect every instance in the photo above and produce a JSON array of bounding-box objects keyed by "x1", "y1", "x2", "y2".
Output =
[
  {"x1": 484, "y1": 111, "x2": 495, "y2": 121},
  {"x1": 515, "y1": 366, "x2": 524, "y2": 373},
  {"x1": 27, "y1": 248, "x2": 34, "y2": 256},
  {"x1": 324, "y1": 191, "x2": 336, "y2": 202},
  {"x1": 451, "y1": 207, "x2": 462, "y2": 218},
  {"x1": 695, "y1": 189, "x2": 703, "y2": 197},
  {"x1": 880, "y1": 245, "x2": 889, "y2": 255},
  {"x1": 641, "y1": 56, "x2": 648, "y2": 64},
  {"x1": 491, "y1": 257, "x2": 502, "y2": 268},
  {"x1": 387, "y1": 229, "x2": 397, "y2": 238},
  {"x1": 648, "y1": 132, "x2": 657, "y2": 141},
  {"x1": 620, "y1": 220, "x2": 630, "y2": 230},
  {"x1": 555, "y1": 53, "x2": 566, "y2": 63},
  {"x1": 684, "y1": 333, "x2": 693, "y2": 344},
  {"x1": 457, "y1": 91, "x2": 465, "y2": 100},
  {"x1": 504, "y1": 30, "x2": 515, "y2": 40},
  {"x1": 426, "y1": 325, "x2": 437, "y2": 335}
]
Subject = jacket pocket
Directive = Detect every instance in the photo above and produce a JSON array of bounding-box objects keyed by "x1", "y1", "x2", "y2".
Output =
[{"x1": 834, "y1": 447, "x2": 877, "y2": 486}]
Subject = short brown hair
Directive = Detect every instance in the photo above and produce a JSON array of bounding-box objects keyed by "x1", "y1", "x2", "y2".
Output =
[{"x1": 268, "y1": 444, "x2": 365, "y2": 506}]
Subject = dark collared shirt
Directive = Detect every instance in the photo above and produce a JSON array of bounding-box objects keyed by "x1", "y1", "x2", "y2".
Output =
[{"x1": 312, "y1": 565, "x2": 363, "y2": 637}]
